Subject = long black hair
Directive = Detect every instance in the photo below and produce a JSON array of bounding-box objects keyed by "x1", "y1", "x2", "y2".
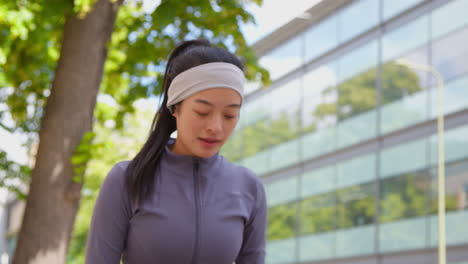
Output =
[{"x1": 125, "y1": 39, "x2": 244, "y2": 204}]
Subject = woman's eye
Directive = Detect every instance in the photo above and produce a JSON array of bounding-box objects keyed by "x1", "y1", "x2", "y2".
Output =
[
  {"x1": 195, "y1": 111, "x2": 209, "y2": 117},
  {"x1": 224, "y1": 115, "x2": 236, "y2": 120}
]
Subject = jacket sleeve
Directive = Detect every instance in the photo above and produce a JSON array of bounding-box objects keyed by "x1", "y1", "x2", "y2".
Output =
[
  {"x1": 236, "y1": 177, "x2": 267, "y2": 264},
  {"x1": 85, "y1": 162, "x2": 132, "y2": 264}
]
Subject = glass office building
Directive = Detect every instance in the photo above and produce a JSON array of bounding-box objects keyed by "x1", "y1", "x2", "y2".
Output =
[{"x1": 220, "y1": 0, "x2": 468, "y2": 263}]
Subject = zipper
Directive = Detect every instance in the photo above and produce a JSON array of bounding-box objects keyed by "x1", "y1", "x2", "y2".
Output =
[{"x1": 191, "y1": 158, "x2": 201, "y2": 264}]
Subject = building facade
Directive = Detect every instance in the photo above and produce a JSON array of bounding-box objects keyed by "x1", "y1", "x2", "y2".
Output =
[{"x1": 220, "y1": 0, "x2": 468, "y2": 263}]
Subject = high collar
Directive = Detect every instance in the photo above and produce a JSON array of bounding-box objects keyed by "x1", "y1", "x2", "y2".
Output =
[{"x1": 161, "y1": 138, "x2": 220, "y2": 176}]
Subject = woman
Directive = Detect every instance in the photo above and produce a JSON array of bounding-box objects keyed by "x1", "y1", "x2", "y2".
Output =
[{"x1": 85, "y1": 39, "x2": 267, "y2": 264}]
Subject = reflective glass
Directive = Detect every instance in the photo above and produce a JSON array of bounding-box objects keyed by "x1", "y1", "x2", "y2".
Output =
[
  {"x1": 379, "y1": 216, "x2": 427, "y2": 252},
  {"x1": 336, "y1": 225, "x2": 375, "y2": 257},
  {"x1": 337, "y1": 153, "x2": 376, "y2": 188},
  {"x1": 266, "y1": 238, "x2": 297, "y2": 264},
  {"x1": 336, "y1": 109, "x2": 377, "y2": 148},
  {"x1": 430, "y1": 125, "x2": 468, "y2": 166},
  {"x1": 432, "y1": 0, "x2": 468, "y2": 40},
  {"x1": 221, "y1": 130, "x2": 243, "y2": 162},
  {"x1": 430, "y1": 75, "x2": 468, "y2": 118},
  {"x1": 266, "y1": 176, "x2": 299, "y2": 208},
  {"x1": 267, "y1": 202, "x2": 298, "y2": 241},
  {"x1": 300, "y1": 126, "x2": 336, "y2": 161},
  {"x1": 302, "y1": 64, "x2": 338, "y2": 132},
  {"x1": 241, "y1": 149, "x2": 270, "y2": 176},
  {"x1": 301, "y1": 166, "x2": 335, "y2": 198},
  {"x1": 336, "y1": 182, "x2": 375, "y2": 229},
  {"x1": 339, "y1": 0, "x2": 379, "y2": 43},
  {"x1": 383, "y1": 0, "x2": 424, "y2": 20},
  {"x1": 305, "y1": 15, "x2": 338, "y2": 61},
  {"x1": 300, "y1": 192, "x2": 336, "y2": 235},
  {"x1": 241, "y1": 119, "x2": 270, "y2": 157},
  {"x1": 432, "y1": 26, "x2": 468, "y2": 83},
  {"x1": 380, "y1": 171, "x2": 429, "y2": 223},
  {"x1": 380, "y1": 139, "x2": 428, "y2": 179},
  {"x1": 259, "y1": 36, "x2": 302, "y2": 81},
  {"x1": 270, "y1": 138, "x2": 300, "y2": 171},
  {"x1": 298, "y1": 232, "x2": 335, "y2": 262},
  {"x1": 382, "y1": 15, "x2": 429, "y2": 62},
  {"x1": 429, "y1": 158, "x2": 468, "y2": 247}
]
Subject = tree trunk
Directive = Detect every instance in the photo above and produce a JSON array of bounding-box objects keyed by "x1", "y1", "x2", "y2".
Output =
[{"x1": 13, "y1": 1, "x2": 122, "y2": 263}]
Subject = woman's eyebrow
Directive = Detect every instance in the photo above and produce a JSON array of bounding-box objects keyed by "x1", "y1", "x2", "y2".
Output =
[{"x1": 194, "y1": 99, "x2": 241, "y2": 108}]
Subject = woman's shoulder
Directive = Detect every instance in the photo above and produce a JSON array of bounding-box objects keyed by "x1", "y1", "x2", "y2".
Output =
[
  {"x1": 101, "y1": 160, "x2": 131, "y2": 188},
  {"x1": 219, "y1": 156, "x2": 264, "y2": 190}
]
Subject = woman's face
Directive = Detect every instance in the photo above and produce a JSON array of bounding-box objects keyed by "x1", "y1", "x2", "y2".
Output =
[{"x1": 171, "y1": 88, "x2": 241, "y2": 158}]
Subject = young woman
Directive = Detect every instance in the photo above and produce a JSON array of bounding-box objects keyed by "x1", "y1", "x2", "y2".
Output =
[{"x1": 85, "y1": 39, "x2": 267, "y2": 264}]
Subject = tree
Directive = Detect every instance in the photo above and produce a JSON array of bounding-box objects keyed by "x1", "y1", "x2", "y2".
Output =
[{"x1": 0, "y1": 0, "x2": 268, "y2": 263}]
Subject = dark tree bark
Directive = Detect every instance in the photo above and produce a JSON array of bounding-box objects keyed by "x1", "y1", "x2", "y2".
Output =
[{"x1": 13, "y1": 0, "x2": 122, "y2": 263}]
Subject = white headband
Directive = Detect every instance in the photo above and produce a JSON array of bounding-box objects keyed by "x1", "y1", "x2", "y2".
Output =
[{"x1": 166, "y1": 62, "x2": 245, "y2": 112}]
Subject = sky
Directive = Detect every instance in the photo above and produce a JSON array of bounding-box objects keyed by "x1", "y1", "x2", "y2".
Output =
[{"x1": 0, "y1": 0, "x2": 322, "y2": 165}]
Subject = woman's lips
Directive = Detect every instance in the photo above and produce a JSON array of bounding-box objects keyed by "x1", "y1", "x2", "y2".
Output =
[{"x1": 199, "y1": 138, "x2": 220, "y2": 148}]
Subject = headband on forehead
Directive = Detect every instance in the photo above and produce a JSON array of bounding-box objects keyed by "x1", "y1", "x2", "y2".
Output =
[{"x1": 166, "y1": 62, "x2": 245, "y2": 112}]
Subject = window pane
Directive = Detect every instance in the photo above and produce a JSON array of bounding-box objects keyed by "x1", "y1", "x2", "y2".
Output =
[
  {"x1": 267, "y1": 202, "x2": 298, "y2": 241},
  {"x1": 380, "y1": 171, "x2": 430, "y2": 223},
  {"x1": 299, "y1": 232, "x2": 335, "y2": 262},
  {"x1": 266, "y1": 177, "x2": 299, "y2": 208},
  {"x1": 379, "y1": 216, "x2": 427, "y2": 252},
  {"x1": 301, "y1": 126, "x2": 336, "y2": 160},
  {"x1": 430, "y1": 125, "x2": 468, "y2": 166},
  {"x1": 430, "y1": 75, "x2": 468, "y2": 118},
  {"x1": 301, "y1": 166, "x2": 335, "y2": 198},
  {"x1": 432, "y1": 0, "x2": 468, "y2": 40},
  {"x1": 305, "y1": 15, "x2": 338, "y2": 61},
  {"x1": 336, "y1": 225, "x2": 375, "y2": 257},
  {"x1": 382, "y1": 15, "x2": 429, "y2": 61},
  {"x1": 241, "y1": 149, "x2": 270, "y2": 176},
  {"x1": 259, "y1": 36, "x2": 302, "y2": 80},
  {"x1": 432, "y1": 26, "x2": 468, "y2": 83},
  {"x1": 336, "y1": 182, "x2": 376, "y2": 229},
  {"x1": 380, "y1": 139, "x2": 428, "y2": 179},
  {"x1": 337, "y1": 153, "x2": 376, "y2": 188},
  {"x1": 270, "y1": 138, "x2": 300, "y2": 171},
  {"x1": 383, "y1": 0, "x2": 424, "y2": 20},
  {"x1": 339, "y1": 0, "x2": 379, "y2": 43},
  {"x1": 266, "y1": 238, "x2": 297, "y2": 264},
  {"x1": 300, "y1": 192, "x2": 336, "y2": 235}
]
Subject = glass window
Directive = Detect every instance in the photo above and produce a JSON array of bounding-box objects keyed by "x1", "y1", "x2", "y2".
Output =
[
  {"x1": 432, "y1": 26, "x2": 468, "y2": 83},
  {"x1": 379, "y1": 216, "x2": 427, "y2": 252},
  {"x1": 266, "y1": 176, "x2": 299, "y2": 208},
  {"x1": 429, "y1": 158, "x2": 468, "y2": 247},
  {"x1": 380, "y1": 171, "x2": 430, "y2": 223},
  {"x1": 270, "y1": 138, "x2": 300, "y2": 171},
  {"x1": 333, "y1": 40, "x2": 379, "y2": 147},
  {"x1": 221, "y1": 130, "x2": 243, "y2": 162},
  {"x1": 267, "y1": 202, "x2": 298, "y2": 241},
  {"x1": 432, "y1": 0, "x2": 468, "y2": 40},
  {"x1": 430, "y1": 75, "x2": 468, "y2": 118},
  {"x1": 298, "y1": 232, "x2": 335, "y2": 262},
  {"x1": 301, "y1": 166, "x2": 335, "y2": 198},
  {"x1": 305, "y1": 15, "x2": 338, "y2": 61},
  {"x1": 300, "y1": 192, "x2": 336, "y2": 235},
  {"x1": 380, "y1": 138, "x2": 428, "y2": 179},
  {"x1": 336, "y1": 182, "x2": 376, "y2": 229},
  {"x1": 337, "y1": 153, "x2": 376, "y2": 188},
  {"x1": 382, "y1": 15, "x2": 429, "y2": 62},
  {"x1": 241, "y1": 149, "x2": 270, "y2": 176},
  {"x1": 259, "y1": 36, "x2": 303, "y2": 81},
  {"x1": 241, "y1": 119, "x2": 270, "y2": 157},
  {"x1": 336, "y1": 225, "x2": 375, "y2": 257},
  {"x1": 339, "y1": 0, "x2": 379, "y2": 43},
  {"x1": 301, "y1": 126, "x2": 336, "y2": 161},
  {"x1": 383, "y1": 0, "x2": 424, "y2": 20},
  {"x1": 302, "y1": 64, "x2": 339, "y2": 132},
  {"x1": 430, "y1": 125, "x2": 468, "y2": 166},
  {"x1": 266, "y1": 238, "x2": 297, "y2": 264},
  {"x1": 380, "y1": 47, "x2": 429, "y2": 134}
]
